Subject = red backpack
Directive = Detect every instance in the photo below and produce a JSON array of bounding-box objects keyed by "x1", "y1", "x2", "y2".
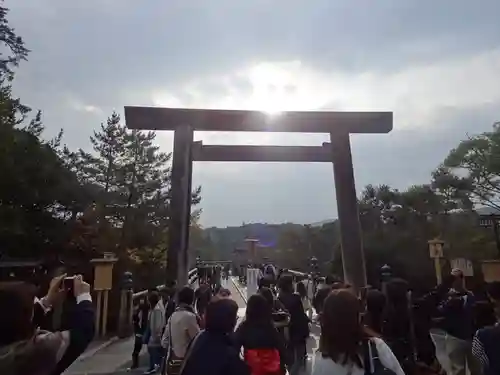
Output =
[{"x1": 244, "y1": 348, "x2": 281, "y2": 375}]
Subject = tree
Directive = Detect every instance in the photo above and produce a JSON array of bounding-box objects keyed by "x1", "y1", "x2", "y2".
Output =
[
  {"x1": 0, "y1": 4, "x2": 82, "y2": 261},
  {"x1": 441, "y1": 124, "x2": 500, "y2": 210}
]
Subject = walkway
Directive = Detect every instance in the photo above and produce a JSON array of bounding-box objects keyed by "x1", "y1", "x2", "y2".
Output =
[{"x1": 65, "y1": 278, "x2": 247, "y2": 375}]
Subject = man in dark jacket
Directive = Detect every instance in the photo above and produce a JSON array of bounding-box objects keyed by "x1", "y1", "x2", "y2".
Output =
[
  {"x1": 436, "y1": 269, "x2": 480, "y2": 375},
  {"x1": 130, "y1": 298, "x2": 149, "y2": 369},
  {"x1": 312, "y1": 275, "x2": 336, "y2": 316},
  {"x1": 180, "y1": 299, "x2": 249, "y2": 375},
  {"x1": 277, "y1": 274, "x2": 309, "y2": 375},
  {"x1": 195, "y1": 282, "x2": 212, "y2": 317}
]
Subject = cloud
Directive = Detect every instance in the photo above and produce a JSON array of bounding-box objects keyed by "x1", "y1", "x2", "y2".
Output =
[
  {"x1": 67, "y1": 98, "x2": 103, "y2": 115},
  {"x1": 5, "y1": 0, "x2": 500, "y2": 226}
]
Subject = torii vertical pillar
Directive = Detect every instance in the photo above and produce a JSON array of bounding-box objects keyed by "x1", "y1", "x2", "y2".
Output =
[
  {"x1": 330, "y1": 132, "x2": 367, "y2": 289},
  {"x1": 167, "y1": 125, "x2": 193, "y2": 287}
]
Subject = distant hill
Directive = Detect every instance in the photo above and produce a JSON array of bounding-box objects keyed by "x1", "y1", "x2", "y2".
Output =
[
  {"x1": 309, "y1": 219, "x2": 335, "y2": 227},
  {"x1": 202, "y1": 222, "x2": 305, "y2": 260}
]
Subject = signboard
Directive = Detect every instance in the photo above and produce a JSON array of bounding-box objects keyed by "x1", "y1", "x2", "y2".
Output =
[
  {"x1": 450, "y1": 258, "x2": 474, "y2": 277},
  {"x1": 428, "y1": 241, "x2": 444, "y2": 258},
  {"x1": 482, "y1": 260, "x2": 500, "y2": 283}
]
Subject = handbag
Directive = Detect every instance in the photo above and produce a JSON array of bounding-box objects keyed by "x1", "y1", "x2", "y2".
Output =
[
  {"x1": 166, "y1": 321, "x2": 183, "y2": 375},
  {"x1": 178, "y1": 332, "x2": 202, "y2": 375},
  {"x1": 363, "y1": 339, "x2": 397, "y2": 375}
]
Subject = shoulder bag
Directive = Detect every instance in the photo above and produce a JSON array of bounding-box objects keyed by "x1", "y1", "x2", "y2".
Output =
[
  {"x1": 166, "y1": 319, "x2": 183, "y2": 375},
  {"x1": 363, "y1": 339, "x2": 397, "y2": 375}
]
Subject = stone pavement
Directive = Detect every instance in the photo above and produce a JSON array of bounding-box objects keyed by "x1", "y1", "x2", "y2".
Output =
[
  {"x1": 64, "y1": 336, "x2": 138, "y2": 375},
  {"x1": 66, "y1": 278, "x2": 247, "y2": 375}
]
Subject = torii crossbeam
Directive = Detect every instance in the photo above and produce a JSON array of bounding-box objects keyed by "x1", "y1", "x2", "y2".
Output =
[{"x1": 125, "y1": 106, "x2": 393, "y2": 290}]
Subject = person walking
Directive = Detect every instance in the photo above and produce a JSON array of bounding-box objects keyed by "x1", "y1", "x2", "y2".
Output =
[
  {"x1": 277, "y1": 274, "x2": 309, "y2": 375},
  {"x1": 130, "y1": 298, "x2": 149, "y2": 370},
  {"x1": 162, "y1": 286, "x2": 200, "y2": 375},
  {"x1": 432, "y1": 269, "x2": 480, "y2": 375},
  {"x1": 195, "y1": 281, "x2": 212, "y2": 318},
  {"x1": 296, "y1": 282, "x2": 311, "y2": 323},
  {"x1": 144, "y1": 291, "x2": 165, "y2": 374},
  {"x1": 310, "y1": 289, "x2": 404, "y2": 375},
  {"x1": 234, "y1": 294, "x2": 288, "y2": 375},
  {"x1": 180, "y1": 298, "x2": 249, "y2": 375}
]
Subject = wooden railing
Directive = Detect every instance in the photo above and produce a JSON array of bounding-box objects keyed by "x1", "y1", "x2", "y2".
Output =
[{"x1": 132, "y1": 267, "x2": 198, "y2": 300}]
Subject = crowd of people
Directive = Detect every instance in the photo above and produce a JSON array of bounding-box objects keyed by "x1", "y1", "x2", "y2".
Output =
[
  {"x1": 131, "y1": 265, "x2": 500, "y2": 375},
  {"x1": 131, "y1": 269, "x2": 312, "y2": 375},
  {"x1": 302, "y1": 269, "x2": 500, "y2": 375},
  {"x1": 1, "y1": 263, "x2": 499, "y2": 375}
]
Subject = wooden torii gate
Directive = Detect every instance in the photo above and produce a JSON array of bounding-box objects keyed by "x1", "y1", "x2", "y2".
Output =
[{"x1": 124, "y1": 107, "x2": 393, "y2": 290}]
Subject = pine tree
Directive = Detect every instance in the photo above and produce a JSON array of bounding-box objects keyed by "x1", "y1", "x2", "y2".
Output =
[
  {"x1": 120, "y1": 129, "x2": 171, "y2": 250},
  {"x1": 84, "y1": 111, "x2": 127, "y2": 194}
]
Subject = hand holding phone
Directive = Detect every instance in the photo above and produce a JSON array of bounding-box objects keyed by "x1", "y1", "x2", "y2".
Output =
[{"x1": 63, "y1": 276, "x2": 75, "y2": 295}]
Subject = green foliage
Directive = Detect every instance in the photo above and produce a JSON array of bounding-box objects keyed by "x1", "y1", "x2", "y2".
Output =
[
  {"x1": 0, "y1": 6, "x2": 201, "y2": 290},
  {"x1": 441, "y1": 124, "x2": 500, "y2": 210}
]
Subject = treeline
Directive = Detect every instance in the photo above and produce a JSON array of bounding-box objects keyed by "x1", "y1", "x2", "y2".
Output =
[
  {"x1": 0, "y1": 5, "x2": 200, "y2": 288},
  {"x1": 274, "y1": 124, "x2": 500, "y2": 291}
]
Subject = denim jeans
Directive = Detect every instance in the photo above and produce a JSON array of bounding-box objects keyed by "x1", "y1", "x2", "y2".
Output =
[{"x1": 147, "y1": 345, "x2": 165, "y2": 371}]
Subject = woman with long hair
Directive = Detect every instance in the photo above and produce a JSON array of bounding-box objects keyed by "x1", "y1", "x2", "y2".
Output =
[
  {"x1": 234, "y1": 294, "x2": 288, "y2": 375},
  {"x1": 296, "y1": 281, "x2": 312, "y2": 318},
  {"x1": 311, "y1": 289, "x2": 404, "y2": 375}
]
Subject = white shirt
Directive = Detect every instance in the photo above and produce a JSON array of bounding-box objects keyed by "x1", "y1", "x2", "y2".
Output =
[
  {"x1": 310, "y1": 337, "x2": 405, "y2": 375},
  {"x1": 246, "y1": 268, "x2": 263, "y2": 300}
]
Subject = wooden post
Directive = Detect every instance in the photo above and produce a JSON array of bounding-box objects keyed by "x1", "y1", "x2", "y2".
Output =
[
  {"x1": 428, "y1": 239, "x2": 444, "y2": 285},
  {"x1": 330, "y1": 132, "x2": 367, "y2": 290},
  {"x1": 434, "y1": 258, "x2": 442, "y2": 285},
  {"x1": 167, "y1": 125, "x2": 193, "y2": 287},
  {"x1": 118, "y1": 271, "x2": 134, "y2": 338},
  {"x1": 91, "y1": 254, "x2": 117, "y2": 338},
  {"x1": 102, "y1": 290, "x2": 109, "y2": 337},
  {"x1": 95, "y1": 290, "x2": 102, "y2": 338}
]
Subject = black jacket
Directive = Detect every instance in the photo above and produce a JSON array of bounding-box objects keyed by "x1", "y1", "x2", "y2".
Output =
[
  {"x1": 181, "y1": 330, "x2": 249, "y2": 375},
  {"x1": 278, "y1": 292, "x2": 309, "y2": 343},
  {"x1": 234, "y1": 320, "x2": 288, "y2": 369},
  {"x1": 133, "y1": 304, "x2": 149, "y2": 335},
  {"x1": 50, "y1": 299, "x2": 95, "y2": 375}
]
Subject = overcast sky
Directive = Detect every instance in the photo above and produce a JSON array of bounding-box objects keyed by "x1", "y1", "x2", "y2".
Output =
[{"x1": 7, "y1": 1, "x2": 500, "y2": 227}]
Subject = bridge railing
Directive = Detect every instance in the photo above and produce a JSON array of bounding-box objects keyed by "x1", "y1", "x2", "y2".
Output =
[
  {"x1": 286, "y1": 269, "x2": 309, "y2": 280},
  {"x1": 238, "y1": 268, "x2": 313, "y2": 286},
  {"x1": 132, "y1": 267, "x2": 198, "y2": 300}
]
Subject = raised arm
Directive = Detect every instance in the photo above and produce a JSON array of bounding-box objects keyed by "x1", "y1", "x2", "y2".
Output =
[{"x1": 49, "y1": 275, "x2": 95, "y2": 375}]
